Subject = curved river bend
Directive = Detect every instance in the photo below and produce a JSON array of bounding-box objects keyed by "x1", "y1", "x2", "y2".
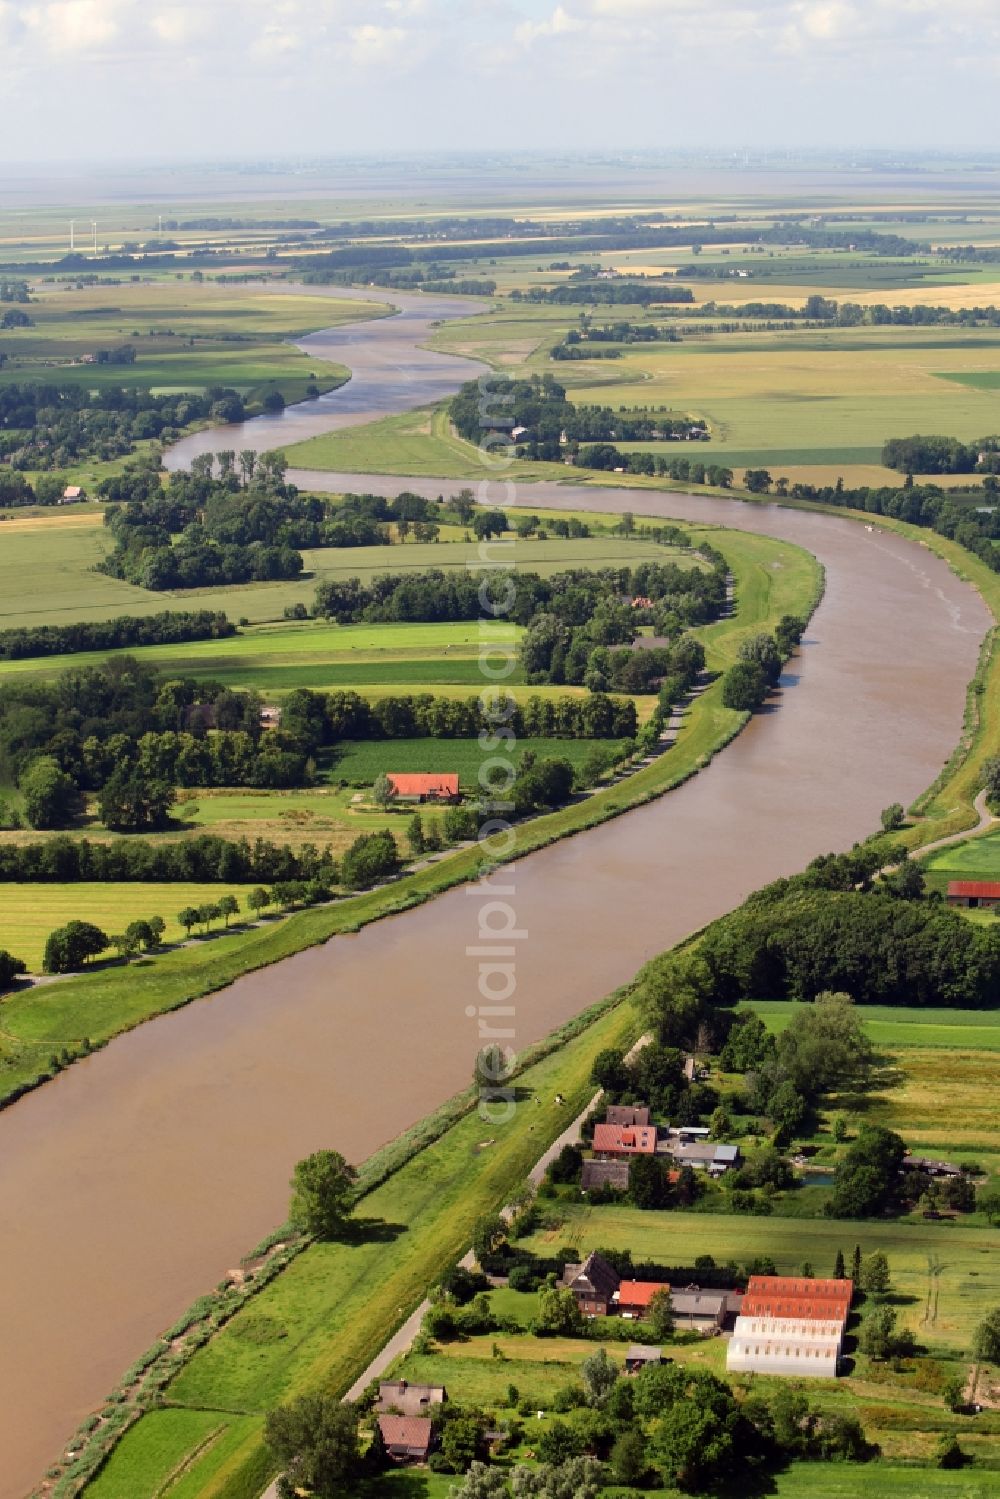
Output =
[{"x1": 0, "y1": 291, "x2": 991, "y2": 1498}]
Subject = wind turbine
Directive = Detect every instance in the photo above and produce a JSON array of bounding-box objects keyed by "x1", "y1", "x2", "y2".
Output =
[
  {"x1": 70, "y1": 220, "x2": 75, "y2": 251},
  {"x1": 92, "y1": 221, "x2": 98, "y2": 255}
]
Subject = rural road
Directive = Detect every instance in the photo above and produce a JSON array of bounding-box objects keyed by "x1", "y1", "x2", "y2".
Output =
[{"x1": 913, "y1": 788, "x2": 998, "y2": 860}]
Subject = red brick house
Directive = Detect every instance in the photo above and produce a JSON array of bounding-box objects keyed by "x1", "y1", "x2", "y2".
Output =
[{"x1": 377, "y1": 1414, "x2": 434, "y2": 1463}]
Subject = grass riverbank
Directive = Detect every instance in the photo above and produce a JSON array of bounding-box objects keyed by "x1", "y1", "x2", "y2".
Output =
[
  {"x1": 0, "y1": 523, "x2": 821, "y2": 1110},
  {"x1": 75, "y1": 995, "x2": 639, "y2": 1499}
]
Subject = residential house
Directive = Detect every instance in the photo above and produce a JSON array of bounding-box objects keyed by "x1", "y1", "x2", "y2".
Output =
[
  {"x1": 580, "y1": 1158, "x2": 631, "y2": 1192},
  {"x1": 61, "y1": 485, "x2": 84, "y2": 503},
  {"x1": 625, "y1": 1344, "x2": 664, "y2": 1373},
  {"x1": 562, "y1": 1251, "x2": 621, "y2": 1317},
  {"x1": 903, "y1": 1154, "x2": 963, "y2": 1179},
  {"x1": 946, "y1": 880, "x2": 1000, "y2": 909},
  {"x1": 592, "y1": 1122, "x2": 658, "y2": 1158},
  {"x1": 260, "y1": 705, "x2": 283, "y2": 730},
  {"x1": 377, "y1": 1414, "x2": 434, "y2": 1463},
  {"x1": 669, "y1": 1288, "x2": 727, "y2": 1333},
  {"x1": 613, "y1": 1279, "x2": 670, "y2": 1318},
  {"x1": 377, "y1": 1381, "x2": 446, "y2": 1418},
  {"x1": 386, "y1": 773, "x2": 460, "y2": 804},
  {"x1": 665, "y1": 1139, "x2": 740, "y2": 1175},
  {"x1": 605, "y1": 1104, "x2": 652, "y2": 1128}
]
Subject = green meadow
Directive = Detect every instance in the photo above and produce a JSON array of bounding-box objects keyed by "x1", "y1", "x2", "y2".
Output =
[
  {"x1": 328, "y1": 735, "x2": 628, "y2": 787},
  {"x1": 523, "y1": 1204, "x2": 1000, "y2": 1350},
  {"x1": 925, "y1": 828, "x2": 1000, "y2": 887},
  {"x1": 0, "y1": 279, "x2": 386, "y2": 399},
  {"x1": 0, "y1": 524, "x2": 675, "y2": 630}
]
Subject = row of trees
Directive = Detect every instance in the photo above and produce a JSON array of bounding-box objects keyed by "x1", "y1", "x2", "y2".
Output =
[
  {"x1": 286, "y1": 687, "x2": 638, "y2": 755},
  {"x1": 0, "y1": 608, "x2": 234, "y2": 663},
  {"x1": 0, "y1": 833, "x2": 336, "y2": 886},
  {"x1": 751, "y1": 476, "x2": 1000, "y2": 577}
]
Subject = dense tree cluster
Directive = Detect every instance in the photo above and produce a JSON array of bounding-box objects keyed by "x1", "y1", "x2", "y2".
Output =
[
  {"x1": 511, "y1": 280, "x2": 695, "y2": 306},
  {"x1": 316, "y1": 552, "x2": 725, "y2": 653},
  {"x1": 700, "y1": 888, "x2": 1000, "y2": 1008},
  {"x1": 451, "y1": 373, "x2": 701, "y2": 457},
  {"x1": 0, "y1": 609, "x2": 234, "y2": 663},
  {"x1": 98, "y1": 460, "x2": 307, "y2": 590},
  {"x1": 881, "y1": 434, "x2": 1000, "y2": 475},
  {"x1": 829, "y1": 1125, "x2": 907, "y2": 1218},
  {"x1": 0, "y1": 382, "x2": 248, "y2": 471},
  {"x1": 0, "y1": 657, "x2": 318, "y2": 821},
  {"x1": 0, "y1": 947, "x2": 27, "y2": 990},
  {"x1": 720, "y1": 619, "x2": 804, "y2": 713}
]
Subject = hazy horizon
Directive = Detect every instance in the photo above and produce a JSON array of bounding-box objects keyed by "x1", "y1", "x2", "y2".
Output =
[{"x1": 1, "y1": 1, "x2": 995, "y2": 164}]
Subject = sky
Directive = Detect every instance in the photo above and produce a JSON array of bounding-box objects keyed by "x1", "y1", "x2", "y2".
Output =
[{"x1": 1, "y1": 0, "x2": 997, "y2": 163}]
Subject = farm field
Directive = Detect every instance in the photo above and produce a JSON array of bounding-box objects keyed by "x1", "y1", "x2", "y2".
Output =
[
  {"x1": 285, "y1": 401, "x2": 573, "y2": 479},
  {"x1": 290, "y1": 306, "x2": 1000, "y2": 490},
  {"x1": 0, "y1": 278, "x2": 383, "y2": 399},
  {"x1": 0, "y1": 881, "x2": 259, "y2": 971},
  {"x1": 748, "y1": 1001, "x2": 1000, "y2": 1052},
  {"x1": 924, "y1": 827, "x2": 1000, "y2": 890},
  {"x1": 329, "y1": 735, "x2": 627, "y2": 787},
  {"x1": 0, "y1": 520, "x2": 820, "y2": 1109},
  {"x1": 522, "y1": 1205, "x2": 1000, "y2": 1351},
  {"x1": 0, "y1": 527, "x2": 676, "y2": 630}
]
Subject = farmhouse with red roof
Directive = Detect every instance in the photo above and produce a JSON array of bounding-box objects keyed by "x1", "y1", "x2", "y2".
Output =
[{"x1": 386, "y1": 773, "x2": 460, "y2": 803}]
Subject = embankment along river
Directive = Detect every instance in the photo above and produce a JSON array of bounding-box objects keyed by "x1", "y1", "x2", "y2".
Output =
[{"x1": 0, "y1": 289, "x2": 991, "y2": 1497}]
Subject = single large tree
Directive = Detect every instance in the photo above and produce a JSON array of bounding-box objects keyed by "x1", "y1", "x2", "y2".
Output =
[
  {"x1": 20, "y1": 755, "x2": 77, "y2": 830},
  {"x1": 264, "y1": 1393, "x2": 360, "y2": 1498},
  {"x1": 288, "y1": 1150, "x2": 357, "y2": 1239},
  {"x1": 42, "y1": 920, "x2": 108, "y2": 974}
]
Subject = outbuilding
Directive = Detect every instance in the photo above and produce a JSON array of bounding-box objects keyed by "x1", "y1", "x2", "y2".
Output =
[
  {"x1": 625, "y1": 1344, "x2": 665, "y2": 1373},
  {"x1": 947, "y1": 880, "x2": 1000, "y2": 909}
]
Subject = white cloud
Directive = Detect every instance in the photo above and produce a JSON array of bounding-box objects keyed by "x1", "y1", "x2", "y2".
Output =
[
  {"x1": 514, "y1": 5, "x2": 582, "y2": 46},
  {"x1": 33, "y1": 0, "x2": 121, "y2": 51},
  {"x1": 149, "y1": 7, "x2": 205, "y2": 45},
  {"x1": 349, "y1": 21, "x2": 409, "y2": 63}
]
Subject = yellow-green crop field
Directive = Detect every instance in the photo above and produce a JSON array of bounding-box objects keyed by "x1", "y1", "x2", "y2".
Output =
[{"x1": 0, "y1": 882, "x2": 259, "y2": 972}]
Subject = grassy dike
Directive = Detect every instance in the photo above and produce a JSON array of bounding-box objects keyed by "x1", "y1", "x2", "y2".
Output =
[
  {"x1": 0, "y1": 525, "x2": 822, "y2": 1110},
  {"x1": 70, "y1": 995, "x2": 640, "y2": 1499}
]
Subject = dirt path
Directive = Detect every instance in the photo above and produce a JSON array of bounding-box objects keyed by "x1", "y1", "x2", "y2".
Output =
[{"x1": 913, "y1": 788, "x2": 998, "y2": 861}]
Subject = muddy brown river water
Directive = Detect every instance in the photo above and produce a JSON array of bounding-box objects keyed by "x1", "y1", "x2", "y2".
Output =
[{"x1": 0, "y1": 290, "x2": 991, "y2": 1496}]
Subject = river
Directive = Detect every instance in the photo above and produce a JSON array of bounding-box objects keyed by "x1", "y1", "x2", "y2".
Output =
[{"x1": 0, "y1": 289, "x2": 991, "y2": 1497}]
